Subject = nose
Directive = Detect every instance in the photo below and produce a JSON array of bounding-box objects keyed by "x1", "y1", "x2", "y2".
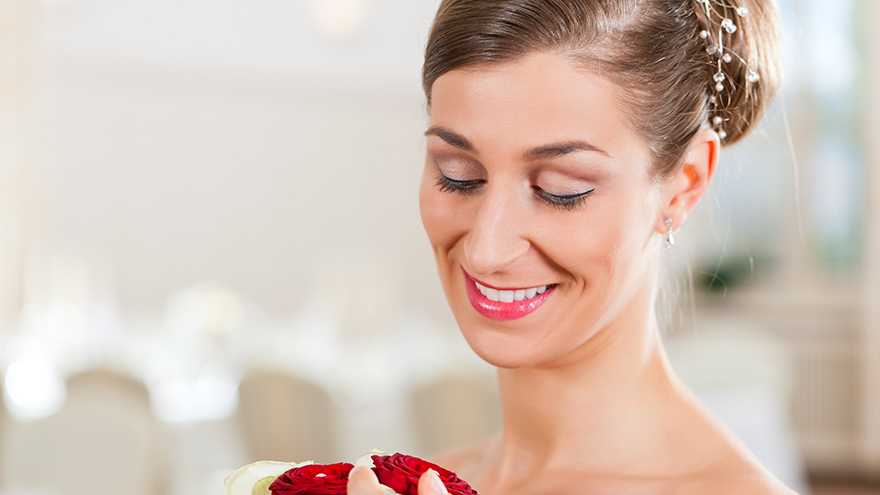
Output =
[{"x1": 464, "y1": 186, "x2": 531, "y2": 276}]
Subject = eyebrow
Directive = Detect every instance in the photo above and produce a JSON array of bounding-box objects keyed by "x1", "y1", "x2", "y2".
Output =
[
  {"x1": 424, "y1": 126, "x2": 475, "y2": 152},
  {"x1": 425, "y1": 126, "x2": 609, "y2": 159},
  {"x1": 525, "y1": 141, "x2": 610, "y2": 160}
]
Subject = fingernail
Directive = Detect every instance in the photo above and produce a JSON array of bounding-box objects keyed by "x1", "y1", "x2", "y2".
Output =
[{"x1": 427, "y1": 469, "x2": 448, "y2": 494}]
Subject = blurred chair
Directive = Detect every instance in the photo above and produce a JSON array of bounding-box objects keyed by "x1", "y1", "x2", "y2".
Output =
[
  {"x1": 0, "y1": 368, "x2": 164, "y2": 495},
  {"x1": 411, "y1": 375, "x2": 502, "y2": 457},
  {"x1": 66, "y1": 368, "x2": 152, "y2": 406},
  {"x1": 237, "y1": 371, "x2": 337, "y2": 464}
]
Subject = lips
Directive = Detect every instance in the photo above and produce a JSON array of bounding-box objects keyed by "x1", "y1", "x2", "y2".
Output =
[{"x1": 463, "y1": 269, "x2": 555, "y2": 321}]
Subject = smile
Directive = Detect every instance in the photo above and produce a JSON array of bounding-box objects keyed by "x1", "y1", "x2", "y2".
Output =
[{"x1": 463, "y1": 270, "x2": 555, "y2": 321}]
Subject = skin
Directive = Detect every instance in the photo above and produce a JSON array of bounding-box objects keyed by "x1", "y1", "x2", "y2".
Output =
[{"x1": 348, "y1": 52, "x2": 796, "y2": 495}]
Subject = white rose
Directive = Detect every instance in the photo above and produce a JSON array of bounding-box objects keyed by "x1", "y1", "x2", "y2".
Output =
[{"x1": 224, "y1": 460, "x2": 314, "y2": 495}]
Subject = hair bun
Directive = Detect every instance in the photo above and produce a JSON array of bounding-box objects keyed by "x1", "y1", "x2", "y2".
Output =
[{"x1": 692, "y1": 0, "x2": 782, "y2": 145}]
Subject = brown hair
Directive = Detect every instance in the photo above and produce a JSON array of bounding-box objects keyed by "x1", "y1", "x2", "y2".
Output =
[{"x1": 422, "y1": 0, "x2": 781, "y2": 177}]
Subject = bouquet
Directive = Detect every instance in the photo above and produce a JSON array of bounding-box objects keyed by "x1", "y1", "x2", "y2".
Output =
[{"x1": 225, "y1": 450, "x2": 478, "y2": 495}]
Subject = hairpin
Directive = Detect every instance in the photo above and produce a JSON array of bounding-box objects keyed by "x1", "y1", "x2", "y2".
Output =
[{"x1": 694, "y1": 0, "x2": 760, "y2": 140}]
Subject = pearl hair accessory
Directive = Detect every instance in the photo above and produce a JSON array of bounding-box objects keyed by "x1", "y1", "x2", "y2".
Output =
[{"x1": 694, "y1": 0, "x2": 760, "y2": 141}]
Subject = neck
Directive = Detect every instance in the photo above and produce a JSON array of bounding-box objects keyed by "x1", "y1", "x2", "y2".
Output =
[{"x1": 487, "y1": 282, "x2": 683, "y2": 485}]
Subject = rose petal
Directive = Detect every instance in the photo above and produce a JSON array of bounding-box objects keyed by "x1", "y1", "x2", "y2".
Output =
[{"x1": 269, "y1": 463, "x2": 354, "y2": 495}]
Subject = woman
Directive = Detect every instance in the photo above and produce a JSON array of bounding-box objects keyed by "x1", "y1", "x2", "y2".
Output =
[{"x1": 351, "y1": 0, "x2": 794, "y2": 493}]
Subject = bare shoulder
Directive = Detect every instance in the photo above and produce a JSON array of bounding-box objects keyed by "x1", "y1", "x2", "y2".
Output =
[
  {"x1": 676, "y1": 460, "x2": 799, "y2": 495},
  {"x1": 681, "y1": 475, "x2": 799, "y2": 495},
  {"x1": 665, "y1": 388, "x2": 800, "y2": 494}
]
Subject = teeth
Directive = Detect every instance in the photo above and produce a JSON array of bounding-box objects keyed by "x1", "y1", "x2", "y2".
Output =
[
  {"x1": 474, "y1": 281, "x2": 549, "y2": 303},
  {"x1": 485, "y1": 288, "x2": 499, "y2": 301}
]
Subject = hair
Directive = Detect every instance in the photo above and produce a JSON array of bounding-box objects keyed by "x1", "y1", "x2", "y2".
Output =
[{"x1": 422, "y1": 0, "x2": 781, "y2": 177}]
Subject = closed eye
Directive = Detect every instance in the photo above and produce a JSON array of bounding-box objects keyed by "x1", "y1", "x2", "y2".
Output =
[
  {"x1": 533, "y1": 187, "x2": 595, "y2": 211},
  {"x1": 435, "y1": 173, "x2": 484, "y2": 194}
]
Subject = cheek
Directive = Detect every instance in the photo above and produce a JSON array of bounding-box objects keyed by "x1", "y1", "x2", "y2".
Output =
[
  {"x1": 419, "y1": 168, "x2": 470, "y2": 251},
  {"x1": 585, "y1": 190, "x2": 660, "y2": 283},
  {"x1": 539, "y1": 189, "x2": 657, "y2": 283}
]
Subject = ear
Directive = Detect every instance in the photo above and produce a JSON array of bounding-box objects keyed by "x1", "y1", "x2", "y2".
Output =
[{"x1": 656, "y1": 128, "x2": 719, "y2": 234}]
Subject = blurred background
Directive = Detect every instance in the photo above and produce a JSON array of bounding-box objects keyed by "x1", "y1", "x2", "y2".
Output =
[{"x1": 0, "y1": 0, "x2": 877, "y2": 494}]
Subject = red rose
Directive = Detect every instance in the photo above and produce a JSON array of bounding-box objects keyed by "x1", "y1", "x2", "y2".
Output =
[
  {"x1": 371, "y1": 454, "x2": 478, "y2": 495},
  {"x1": 269, "y1": 462, "x2": 353, "y2": 495}
]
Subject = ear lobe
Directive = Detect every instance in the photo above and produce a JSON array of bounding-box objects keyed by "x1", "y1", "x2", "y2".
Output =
[{"x1": 658, "y1": 128, "x2": 719, "y2": 233}]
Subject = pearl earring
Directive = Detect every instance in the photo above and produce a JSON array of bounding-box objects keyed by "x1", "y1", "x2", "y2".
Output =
[{"x1": 664, "y1": 218, "x2": 675, "y2": 248}]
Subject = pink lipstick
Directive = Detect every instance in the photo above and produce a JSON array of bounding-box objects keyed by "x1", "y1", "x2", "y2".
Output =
[{"x1": 463, "y1": 269, "x2": 555, "y2": 321}]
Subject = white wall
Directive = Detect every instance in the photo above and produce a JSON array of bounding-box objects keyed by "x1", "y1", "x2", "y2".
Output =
[{"x1": 36, "y1": 0, "x2": 451, "y2": 318}]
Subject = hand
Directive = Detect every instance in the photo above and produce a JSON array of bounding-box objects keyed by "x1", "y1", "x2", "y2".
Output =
[{"x1": 347, "y1": 466, "x2": 450, "y2": 495}]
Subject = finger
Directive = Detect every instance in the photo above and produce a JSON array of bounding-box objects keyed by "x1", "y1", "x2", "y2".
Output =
[
  {"x1": 418, "y1": 469, "x2": 449, "y2": 495},
  {"x1": 347, "y1": 466, "x2": 398, "y2": 495}
]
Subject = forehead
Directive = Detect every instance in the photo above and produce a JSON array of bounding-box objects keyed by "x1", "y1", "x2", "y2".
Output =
[{"x1": 429, "y1": 52, "x2": 648, "y2": 163}]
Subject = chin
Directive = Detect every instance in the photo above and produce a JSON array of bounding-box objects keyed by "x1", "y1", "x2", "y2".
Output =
[
  {"x1": 449, "y1": 307, "x2": 576, "y2": 370},
  {"x1": 467, "y1": 336, "x2": 528, "y2": 369},
  {"x1": 461, "y1": 330, "x2": 544, "y2": 369}
]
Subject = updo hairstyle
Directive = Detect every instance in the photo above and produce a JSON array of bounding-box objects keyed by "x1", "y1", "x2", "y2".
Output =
[{"x1": 422, "y1": 0, "x2": 781, "y2": 177}]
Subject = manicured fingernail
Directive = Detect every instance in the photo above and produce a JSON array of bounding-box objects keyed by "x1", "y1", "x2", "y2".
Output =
[{"x1": 427, "y1": 469, "x2": 448, "y2": 494}]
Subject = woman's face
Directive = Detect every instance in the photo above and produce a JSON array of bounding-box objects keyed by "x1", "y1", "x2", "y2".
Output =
[{"x1": 420, "y1": 52, "x2": 666, "y2": 369}]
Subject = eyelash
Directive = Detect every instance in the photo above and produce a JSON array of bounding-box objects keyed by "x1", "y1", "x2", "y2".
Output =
[
  {"x1": 435, "y1": 174, "x2": 483, "y2": 195},
  {"x1": 435, "y1": 174, "x2": 595, "y2": 211}
]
